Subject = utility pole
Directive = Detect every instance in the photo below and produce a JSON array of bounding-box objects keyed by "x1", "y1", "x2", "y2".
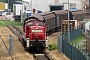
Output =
[
  {"x1": 29, "y1": 0, "x2": 30, "y2": 11},
  {"x1": 84, "y1": 0, "x2": 87, "y2": 18},
  {"x1": 8, "y1": 0, "x2": 9, "y2": 9},
  {"x1": 21, "y1": 0, "x2": 23, "y2": 23},
  {"x1": 30, "y1": 0, "x2": 32, "y2": 13},
  {"x1": 84, "y1": 0, "x2": 86, "y2": 13},
  {"x1": 81, "y1": 0, "x2": 87, "y2": 18},
  {"x1": 68, "y1": 0, "x2": 70, "y2": 43}
]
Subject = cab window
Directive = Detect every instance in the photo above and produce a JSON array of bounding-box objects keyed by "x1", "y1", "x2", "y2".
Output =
[
  {"x1": 27, "y1": 21, "x2": 34, "y2": 26},
  {"x1": 38, "y1": 21, "x2": 44, "y2": 26}
]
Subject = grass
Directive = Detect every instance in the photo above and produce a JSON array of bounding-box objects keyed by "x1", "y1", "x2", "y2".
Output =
[
  {"x1": 70, "y1": 34, "x2": 85, "y2": 45},
  {"x1": 0, "y1": 21, "x2": 23, "y2": 26},
  {"x1": 48, "y1": 43, "x2": 58, "y2": 50}
]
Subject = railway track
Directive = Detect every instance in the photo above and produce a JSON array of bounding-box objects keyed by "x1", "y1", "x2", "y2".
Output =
[
  {"x1": 33, "y1": 52, "x2": 53, "y2": 60},
  {"x1": 7, "y1": 25, "x2": 25, "y2": 43}
]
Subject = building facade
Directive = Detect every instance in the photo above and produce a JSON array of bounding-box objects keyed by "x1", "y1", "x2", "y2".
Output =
[
  {"x1": 59, "y1": 0, "x2": 84, "y2": 10},
  {"x1": 22, "y1": 0, "x2": 85, "y2": 12}
]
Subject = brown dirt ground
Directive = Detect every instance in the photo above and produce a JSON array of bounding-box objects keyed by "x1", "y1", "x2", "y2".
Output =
[
  {"x1": 0, "y1": 27, "x2": 34, "y2": 60},
  {"x1": 0, "y1": 26, "x2": 70, "y2": 60}
]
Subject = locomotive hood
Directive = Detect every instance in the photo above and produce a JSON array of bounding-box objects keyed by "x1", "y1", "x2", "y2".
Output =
[{"x1": 31, "y1": 13, "x2": 44, "y2": 21}]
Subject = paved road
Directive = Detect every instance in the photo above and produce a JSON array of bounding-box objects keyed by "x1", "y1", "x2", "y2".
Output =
[{"x1": 0, "y1": 13, "x2": 15, "y2": 21}]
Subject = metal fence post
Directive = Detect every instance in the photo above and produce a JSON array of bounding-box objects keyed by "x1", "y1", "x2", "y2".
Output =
[
  {"x1": 9, "y1": 35, "x2": 14, "y2": 55},
  {"x1": 58, "y1": 34, "x2": 62, "y2": 53}
]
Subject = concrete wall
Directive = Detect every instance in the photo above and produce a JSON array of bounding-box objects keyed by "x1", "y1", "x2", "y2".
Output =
[
  {"x1": 32, "y1": 0, "x2": 54, "y2": 12},
  {"x1": 86, "y1": 0, "x2": 89, "y2": 5},
  {"x1": 54, "y1": 0, "x2": 59, "y2": 3},
  {"x1": 22, "y1": 1, "x2": 30, "y2": 10},
  {"x1": 22, "y1": 0, "x2": 85, "y2": 11},
  {"x1": 59, "y1": 0, "x2": 83, "y2": 10}
]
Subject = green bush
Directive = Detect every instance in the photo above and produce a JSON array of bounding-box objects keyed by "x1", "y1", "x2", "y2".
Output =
[{"x1": 48, "y1": 43, "x2": 58, "y2": 50}]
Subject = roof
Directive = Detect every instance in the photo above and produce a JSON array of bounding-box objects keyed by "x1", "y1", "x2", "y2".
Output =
[
  {"x1": 52, "y1": 10, "x2": 68, "y2": 14},
  {"x1": 31, "y1": 13, "x2": 44, "y2": 21},
  {"x1": 69, "y1": 10, "x2": 84, "y2": 15},
  {"x1": 49, "y1": 3, "x2": 64, "y2": 7},
  {"x1": 40, "y1": 11, "x2": 55, "y2": 20}
]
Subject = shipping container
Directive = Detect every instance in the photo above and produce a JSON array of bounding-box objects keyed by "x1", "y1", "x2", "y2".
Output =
[
  {"x1": 13, "y1": 4, "x2": 24, "y2": 15},
  {"x1": 0, "y1": 2, "x2": 5, "y2": 11},
  {"x1": 13, "y1": 4, "x2": 24, "y2": 21}
]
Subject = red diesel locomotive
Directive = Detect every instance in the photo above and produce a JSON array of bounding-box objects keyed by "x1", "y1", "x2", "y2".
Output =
[{"x1": 24, "y1": 16, "x2": 47, "y2": 51}]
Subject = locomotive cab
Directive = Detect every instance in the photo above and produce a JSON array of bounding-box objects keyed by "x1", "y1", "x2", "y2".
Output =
[{"x1": 25, "y1": 18, "x2": 47, "y2": 51}]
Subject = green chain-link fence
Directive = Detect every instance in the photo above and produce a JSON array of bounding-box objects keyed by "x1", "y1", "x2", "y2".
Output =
[
  {"x1": 62, "y1": 27, "x2": 82, "y2": 42},
  {"x1": 62, "y1": 39, "x2": 87, "y2": 60},
  {"x1": 58, "y1": 27, "x2": 87, "y2": 60}
]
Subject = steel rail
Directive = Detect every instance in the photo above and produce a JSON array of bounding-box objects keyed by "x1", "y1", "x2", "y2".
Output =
[
  {"x1": 32, "y1": 52, "x2": 53, "y2": 60},
  {"x1": 7, "y1": 26, "x2": 19, "y2": 36},
  {"x1": 7, "y1": 26, "x2": 24, "y2": 42},
  {"x1": 12, "y1": 25, "x2": 24, "y2": 35}
]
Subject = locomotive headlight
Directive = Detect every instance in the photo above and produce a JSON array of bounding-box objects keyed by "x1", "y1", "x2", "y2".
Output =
[
  {"x1": 32, "y1": 30, "x2": 43, "y2": 32},
  {"x1": 36, "y1": 28, "x2": 38, "y2": 29}
]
